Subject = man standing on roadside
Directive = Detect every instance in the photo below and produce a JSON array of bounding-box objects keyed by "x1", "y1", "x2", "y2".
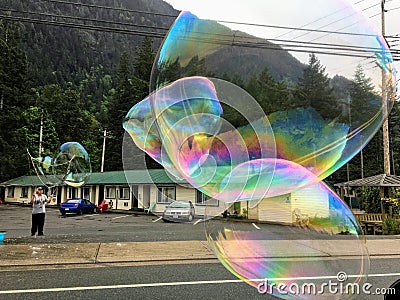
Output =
[{"x1": 31, "y1": 187, "x2": 53, "y2": 237}]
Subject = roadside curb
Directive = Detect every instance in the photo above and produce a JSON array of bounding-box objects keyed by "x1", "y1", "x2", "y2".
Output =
[
  {"x1": 1, "y1": 239, "x2": 400, "y2": 268},
  {"x1": 0, "y1": 241, "x2": 216, "y2": 267}
]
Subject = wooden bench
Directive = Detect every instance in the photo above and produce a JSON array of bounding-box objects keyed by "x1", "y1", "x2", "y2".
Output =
[{"x1": 354, "y1": 213, "x2": 387, "y2": 235}]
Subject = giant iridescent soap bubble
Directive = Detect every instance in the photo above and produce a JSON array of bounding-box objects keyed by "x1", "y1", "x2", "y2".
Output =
[
  {"x1": 29, "y1": 142, "x2": 91, "y2": 187},
  {"x1": 125, "y1": 0, "x2": 397, "y2": 203},
  {"x1": 123, "y1": 0, "x2": 397, "y2": 298}
]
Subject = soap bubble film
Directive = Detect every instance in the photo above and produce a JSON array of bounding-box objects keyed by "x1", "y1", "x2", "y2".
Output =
[
  {"x1": 121, "y1": 0, "x2": 398, "y2": 296},
  {"x1": 205, "y1": 180, "x2": 369, "y2": 299},
  {"x1": 54, "y1": 142, "x2": 92, "y2": 187},
  {"x1": 28, "y1": 142, "x2": 91, "y2": 187},
  {"x1": 146, "y1": 0, "x2": 396, "y2": 195}
]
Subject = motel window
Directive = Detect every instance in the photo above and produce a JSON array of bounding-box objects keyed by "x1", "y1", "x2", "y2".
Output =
[
  {"x1": 68, "y1": 187, "x2": 77, "y2": 199},
  {"x1": 196, "y1": 190, "x2": 218, "y2": 206},
  {"x1": 119, "y1": 187, "x2": 130, "y2": 200},
  {"x1": 20, "y1": 187, "x2": 29, "y2": 198},
  {"x1": 82, "y1": 187, "x2": 90, "y2": 200},
  {"x1": 157, "y1": 186, "x2": 176, "y2": 203},
  {"x1": 105, "y1": 187, "x2": 116, "y2": 199},
  {"x1": 7, "y1": 187, "x2": 15, "y2": 198}
]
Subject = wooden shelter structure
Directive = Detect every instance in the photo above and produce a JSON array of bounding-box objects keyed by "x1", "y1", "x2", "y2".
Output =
[{"x1": 334, "y1": 173, "x2": 400, "y2": 214}]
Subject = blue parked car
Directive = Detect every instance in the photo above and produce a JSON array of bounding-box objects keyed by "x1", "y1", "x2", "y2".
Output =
[{"x1": 59, "y1": 198, "x2": 97, "y2": 216}]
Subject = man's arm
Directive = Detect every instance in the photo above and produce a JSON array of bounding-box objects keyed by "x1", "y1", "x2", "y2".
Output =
[{"x1": 47, "y1": 194, "x2": 54, "y2": 204}]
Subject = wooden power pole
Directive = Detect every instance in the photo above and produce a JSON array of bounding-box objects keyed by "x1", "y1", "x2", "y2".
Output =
[{"x1": 381, "y1": 0, "x2": 391, "y2": 175}]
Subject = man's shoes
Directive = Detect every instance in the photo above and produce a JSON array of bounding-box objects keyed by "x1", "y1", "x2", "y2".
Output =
[{"x1": 38, "y1": 233, "x2": 44, "y2": 236}]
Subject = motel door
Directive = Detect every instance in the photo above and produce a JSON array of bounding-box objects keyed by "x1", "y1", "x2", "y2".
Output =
[{"x1": 131, "y1": 185, "x2": 138, "y2": 209}]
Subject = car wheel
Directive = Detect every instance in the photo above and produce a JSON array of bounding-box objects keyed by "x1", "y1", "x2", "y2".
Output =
[
  {"x1": 78, "y1": 209, "x2": 83, "y2": 215},
  {"x1": 61, "y1": 211, "x2": 66, "y2": 216},
  {"x1": 188, "y1": 214, "x2": 193, "y2": 222}
]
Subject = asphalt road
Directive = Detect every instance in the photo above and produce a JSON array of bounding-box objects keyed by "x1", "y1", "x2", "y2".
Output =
[
  {"x1": 1, "y1": 258, "x2": 400, "y2": 300},
  {"x1": 1, "y1": 204, "x2": 400, "y2": 299}
]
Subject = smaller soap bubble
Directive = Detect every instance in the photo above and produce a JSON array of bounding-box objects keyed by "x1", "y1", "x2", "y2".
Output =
[
  {"x1": 53, "y1": 142, "x2": 92, "y2": 187},
  {"x1": 29, "y1": 154, "x2": 60, "y2": 187}
]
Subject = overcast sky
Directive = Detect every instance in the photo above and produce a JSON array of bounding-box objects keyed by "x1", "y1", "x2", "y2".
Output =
[
  {"x1": 163, "y1": 0, "x2": 398, "y2": 83},
  {"x1": 165, "y1": 0, "x2": 398, "y2": 38}
]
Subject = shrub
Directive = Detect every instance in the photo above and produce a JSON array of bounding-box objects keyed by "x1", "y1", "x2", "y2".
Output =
[{"x1": 383, "y1": 217, "x2": 400, "y2": 235}]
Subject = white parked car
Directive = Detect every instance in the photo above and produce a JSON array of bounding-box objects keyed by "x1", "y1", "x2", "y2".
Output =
[{"x1": 162, "y1": 201, "x2": 195, "y2": 222}]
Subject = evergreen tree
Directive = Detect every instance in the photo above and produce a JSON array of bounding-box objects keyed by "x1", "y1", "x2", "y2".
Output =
[
  {"x1": 133, "y1": 37, "x2": 155, "y2": 83},
  {"x1": 107, "y1": 37, "x2": 157, "y2": 170},
  {"x1": 78, "y1": 65, "x2": 114, "y2": 123},
  {"x1": 295, "y1": 53, "x2": 339, "y2": 119},
  {"x1": 0, "y1": 20, "x2": 34, "y2": 181},
  {"x1": 106, "y1": 52, "x2": 134, "y2": 171},
  {"x1": 184, "y1": 55, "x2": 214, "y2": 78},
  {"x1": 131, "y1": 37, "x2": 163, "y2": 169},
  {"x1": 246, "y1": 67, "x2": 292, "y2": 115},
  {"x1": 349, "y1": 65, "x2": 376, "y2": 126},
  {"x1": 389, "y1": 101, "x2": 400, "y2": 175},
  {"x1": 19, "y1": 106, "x2": 59, "y2": 158},
  {"x1": 36, "y1": 84, "x2": 101, "y2": 171}
]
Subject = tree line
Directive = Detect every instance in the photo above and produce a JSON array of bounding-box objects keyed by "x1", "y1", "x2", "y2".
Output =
[
  {"x1": 0, "y1": 20, "x2": 154, "y2": 181},
  {"x1": 1, "y1": 18, "x2": 399, "y2": 192}
]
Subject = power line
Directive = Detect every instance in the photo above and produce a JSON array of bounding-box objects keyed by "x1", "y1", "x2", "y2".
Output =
[
  {"x1": 274, "y1": 0, "x2": 367, "y2": 39},
  {"x1": 1, "y1": 13, "x2": 398, "y2": 61},
  {"x1": 0, "y1": 14, "x2": 166, "y2": 38},
  {"x1": 1, "y1": 4, "x2": 399, "y2": 64},
  {"x1": 40, "y1": 0, "x2": 179, "y2": 18},
  {"x1": 1, "y1": 7, "x2": 172, "y2": 31},
  {"x1": 288, "y1": 2, "x2": 381, "y2": 41},
  {"x1": 3, "y1": 2, "x2": 386, "y2": 38},
  {"x1": 15, "y1": 0, "x2": 398, "y2": 43},
  {"x1": 4, "y1": 2, "x2": 397, "y2": 44},
  {"x1": 1, "y1": 8, "x2": 395, "y2": 54}
]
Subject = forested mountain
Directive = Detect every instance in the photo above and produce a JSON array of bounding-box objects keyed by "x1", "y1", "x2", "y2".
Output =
[
  {"x1": 3, "y1": 0, "x2": 178, "y2": 86},
  {"x1": 1, "y1": 0, "x2": 399, "y2": 207}
]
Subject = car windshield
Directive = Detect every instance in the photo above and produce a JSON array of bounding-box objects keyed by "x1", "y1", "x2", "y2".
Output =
[{"x1": 169, "y1": 201, "x2": 190, "y2": 208}]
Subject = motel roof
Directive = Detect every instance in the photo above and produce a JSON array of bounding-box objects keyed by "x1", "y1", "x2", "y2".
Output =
[{"x1": 0, "y1": 169, "x2": 188, "y2": 187}]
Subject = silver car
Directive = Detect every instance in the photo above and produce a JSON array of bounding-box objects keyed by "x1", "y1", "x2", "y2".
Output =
[{"x1": 162, "y1": 201, "x2": 195, "y2": 222}]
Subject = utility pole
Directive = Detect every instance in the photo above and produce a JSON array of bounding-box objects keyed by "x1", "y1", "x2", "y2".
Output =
[
  {"x1": 381, "y1": 0, "x2": 391, "y2": 175},
  {"x1": 38, "y1": 110, "x2": 43, "y2": 157},
  {"x1": 101, "y1": 129, "x2": 107, "y2": 172}
]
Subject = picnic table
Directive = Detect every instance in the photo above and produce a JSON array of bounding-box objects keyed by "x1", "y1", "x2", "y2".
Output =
[{"x1": 354, "y1": 213, "x2": 386, "y2": 235}]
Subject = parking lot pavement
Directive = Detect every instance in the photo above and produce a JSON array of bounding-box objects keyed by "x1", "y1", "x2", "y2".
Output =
[{"x1": 0, "y1": 204, "x2": 208, "y2": 244}]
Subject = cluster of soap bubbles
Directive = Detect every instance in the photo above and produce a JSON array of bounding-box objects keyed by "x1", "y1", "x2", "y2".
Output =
[
  {"x1": 123, "y1": 0, "x2": 397, "y2": 298},
  {"x1": 29, "y1": 142, "x2": 91, "y2": 188}
]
